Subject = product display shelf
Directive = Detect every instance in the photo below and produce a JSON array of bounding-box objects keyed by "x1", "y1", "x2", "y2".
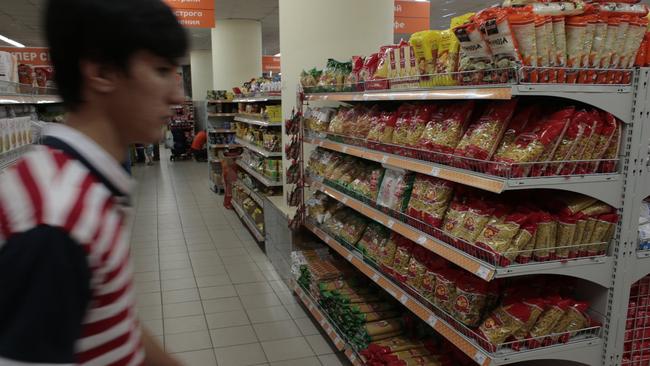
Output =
[
  {"x1": 291, "y1": 280, "x2": 364, "y2": 366},
  {"x1": 304, "y1": 136, "x2": 623, "y2": 208},
  {"x1": 266, "y1": 195, "x2": 298, "y2": 220},
  {"x1": 209, "y1": 129, "x2": 235, "y2": 133},
  {"x1": 234, "y1": 137, "x2": 282, "y2": 158},
  {"x1": 234, "y1": 114, "x2": 282, "y2": 127},
  {"x1": 235, "y1": 180, "x2": 265, "y2": 207},
  {"x1": 232, "y1": 199, "x2": 264, "y2": 242},
  {"x1": 308, "y1": 177, "x2": 613, "y2": 286},
  {"x1": 207, "y1": 99, "x2": 235, "y2": 104},
  {"x1": 0, "y1": 95, "x2": 62, "y2": 105},
  {"x1": 233, "y1": 95, "x2": 281, "y2": 103},
  {"x1": 303, "y1": 221, "x2": 604, "y2": 366},
  {"x1": 235, "y1": 160, "x2": 282, "y2": 187},
  {"x1": 209, "y1": 143, "x2": 240, "y2": 149},
  {"x1": 208, "y1": 112, "x2": 236, "y2": 117},
  {"x1": 304, "y1": 83, "x2": 633, "y2": 124}
]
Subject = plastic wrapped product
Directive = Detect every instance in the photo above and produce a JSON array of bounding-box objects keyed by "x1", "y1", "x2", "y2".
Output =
[
  {"x1": 620, "y1": 17, "x2": 649, "y2": 81},
  {"x1": 455, "y1": 99, "x2": 518, "y2": 161},
  {"x1": 597, "y1": 16, "x2": 622, "y2": 83},
  {"x1": 506, "y1": 219, "x2": 537, "y2": 263},
  {"x1": 553, "y1": 16, "x2": 568, "y2": 69},
  {"x1": 582, "y1": 14, "x2": 609, "y2": 83},
  {"x1": 545, "y1": 117, "x2": 585, "y2": 176},
  {"x1": 598, "y1": 120, "x2": 621, "y2": 173},
  {"x1": 558, "y1": 110, "x2": 598, "y2": 175},
  {"x1": 495, "y1": 107, "x2": 574, "y2": 178},
  {"x1": 357, "y1": 222, "x2": 391, "y2": 260},
  {"x1": 556, "y1": 213, "x2": 578, "y2": 259},
  {"x1": 596, "y1": 3, "x2": 650, "y2": 17},
  {"x1": 377, "y1": 168, "x2": 415, "y2": 212},
  {"x1": 492, "y1": 103, "x2": 539, "y2": 174},
  {"x1": 379, "y1": 233, "x2": 400, "y2": 267},
  {"x1": 328, "y1": 107, "x2": 350, "y2": 135},
  {"x1": 510, "y1": 298, "x2": 547, "y2": 351},
  {"x1": 509, "y1": 9, "x2": 538, "y2": 81},
  {"x1": 433, "y1": 269, "x2": 459, "y2": 313},
  {"x1": 418, "y1": 101, "x2": 475, "y2": 156},
  {"x1": 391, "y1": 240, "x2": 413, "y2": 277},
  {"x1": 392, "y1": 105, "x2": 416, "y2": 146},
  {"x1": 405, "y1": 104, "x2": 435, "y2": 148},
  {"x1": 455, "y1": 22, "x2": 495, "y2": 84},
  {"x1": 456, "y1": 199, "x2": 497, "y2": 243},
  {"x1": 443, "y1": 201, "x2": 469, "y2": 239},
  {"x1": 586, "y1": 213, "x2": 618, "y2": 256},
  {"x1": 476, "y1": 212, "x2": 527, "y2": 260},
  {"x1": 534, "y1": 16, "x2": 552, "y2": 82},
  {"x1": 577, "y1": 15, "x2": 598, "y2": 83},
  {"x1": 359, "y1": 53, "x2": 381, "y2": 83},
  {"x1": 482, "y1": 11, "x2": 523, "y2": 82},
  {"x1": 478, "y1": 302, "x2": 532, "y2": 346},
  {"x1": 565, "y1": 15, "x2": 588, "y2": 83},
  {"x1": 367, "y1": 110, "x2": 398, "y2": 144},
  {"x1": 533, "y1": 212, "x2": 557, "y2": 261},
  {"x1": 578, "y1": 111, "x2": 617, "y2": 174},
  {"x1": 609, "y1": 17, "x2": 632, "y2": 81},
  {"x1": 552, "y1": 301, "x2": 589, "y2": 342},
  {"x1": 530, "y1": 2, "x2": 586, "y2": 17},
  {"x1": 434, "y1": 30, "x2": 460, "y2": 86},
  {"x1": 528, "y1": 298, "x2": 572, "y2": 348},
  {"x1": 406, "y1": 175, "x2": 454, "y2": 228},
  {"x1": 410, "y1": 30, "x2": 438, "y2": 76},
  {"x1": 451, "y1": 275, "x2": 488, "y2": 327},
  {"x1": 405, "y1": 248, "x2": 429, "y2": 289}
]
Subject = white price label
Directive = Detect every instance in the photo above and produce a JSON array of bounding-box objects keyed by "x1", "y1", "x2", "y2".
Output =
[
  {"x1": 430, "y1": 167, "x2": 440, "y2": 177},
  {"x1": 476, "y1": 266, "x2": 491, "y2": 280},
  {"x1": 372, "y1": 273, "x2": 380, "y2": 282},
  {"x1": 474, "y1": 352, "x2": 487, "y2": 365},
  {"x1": 341, "y1": 197, "x2": 349, "y2": 204},
  {"x1": 381, "y1": 155, "x2": 389, "y2": 164},
  {"x1": 346, "y1": 254, "x2": 353, "y2": 261},
  {"x1": 386, "y1": 288, "x2": 397, "y2": 298},
  {"x1": 342, "y1": 146, "x2": 349, "y2": 153},
  {"x1": 427, "y1": 315, "x2": 437, "y2": 327},
  {"x1": 417, "y1": 236, "x2": 427, "y2": 245},
  {"x1": 399, "y1": 294, "x2": 408, "y2": 304},
  {"x1": 387, "y1": 219, "x2": 395, "y2": 228}
]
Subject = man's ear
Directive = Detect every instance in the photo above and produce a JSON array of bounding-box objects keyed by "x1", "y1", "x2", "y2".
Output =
[{"x1": 79, "y1": 60, "x2": 119, "y2": 94}]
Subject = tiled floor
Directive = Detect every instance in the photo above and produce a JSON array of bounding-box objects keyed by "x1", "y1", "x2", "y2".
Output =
[{"x1": 129, "y1": 150, "x2": 350, "y2": 366}]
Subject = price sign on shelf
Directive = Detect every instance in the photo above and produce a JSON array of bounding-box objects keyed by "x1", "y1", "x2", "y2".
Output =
[
  {"x1": 372, "y1": 273, "x2": 380, "y2": 282},
  {"x1": 417, "y1": 235, "x2": 427, "y2": 245},
  {"x1": 387, "y1": 219, "x2": 395, "y2": 229},
  {"x1": 476, "y1": 266, "x2": 491, "y2": 280},
  {"x1": 474, "y1": 352, "x2": 488, "y2": 365},
  {"x1": 427, "y1": 315, "x2": 437, "y2": 327}
]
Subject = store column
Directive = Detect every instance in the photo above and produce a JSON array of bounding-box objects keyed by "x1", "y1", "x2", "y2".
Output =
[
  {"x1": 211, "y1": 20, "x2": 263, "y2": 90},
  {"x1": 190, "y1": 50, "x2": 213, "y2": 100},
  {"x1": 278, "y1": 0, "x2": 394, "y2": 186}
]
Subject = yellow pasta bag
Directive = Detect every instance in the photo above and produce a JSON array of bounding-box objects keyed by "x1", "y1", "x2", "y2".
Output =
[
  {"x1": 451, "y1": 12, "x2": 476, "y2": 28},
  {"x1": 434, "y1": 30, "x2": 460, "y2": 86}
]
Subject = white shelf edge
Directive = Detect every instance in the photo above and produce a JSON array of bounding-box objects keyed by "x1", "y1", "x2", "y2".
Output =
[
  {"x1": 234, "y1": 115, "x2": 282, "y2": 127},
  {"x1": 234, "y1": 137, "x2": 282, "y2": 157}
]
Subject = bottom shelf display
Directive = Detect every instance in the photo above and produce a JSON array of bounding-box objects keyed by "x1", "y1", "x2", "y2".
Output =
[
  {"x1": 624, "y1": 275, "x2": 650, "y2": 365},
  {"x1": 301, "y1": 201, "x2": 604, "y2": 365},
  {"x1": 292, "y1": 248, "x2": 475, "y2": 366},
  {"x1": 232, "y1": 193, "x2": 264, "y2": 242}
]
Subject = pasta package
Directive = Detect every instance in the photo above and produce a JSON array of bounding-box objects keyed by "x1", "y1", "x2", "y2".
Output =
[
  {"x1": 533, "y1": 212, "x2": 557, "y2": 261},
  {"x1": 377, "y1": 168, "x2": 415, "y2": 212},
  {"x1": 455, "y1": 22, "x2": 495, "y2": 84},
  {"x1": 535, "y1": 16, "x2": 552, "y2": 82},
  {"x1": 434, "y1": 30, "x2": 460, "y2": 86},
  {"x1": 418, "y1": 101, "x2": 475, "y2": 156},
  {"x1": 367, "y1": 110, "x2": 398, "y2": 144},
  {"x1": 482, "y1": 10, "x2": 523, "y2": 82},
  {"x1": 565, "y1": 15, "x2": 588, "y2": 83},
  {"x1": 410, "y1": 30, "x2": 440, "y2": 77},
  {"x1": 455, "y1": 99, "x2": 518, "y2": 161},
  {"x1": 478, "y1": 303, "x2": 531, "y2": 346},
  {"x1": 406, "y1": 175, "x2": 454, "y2": 228},
  {"x1": 598, "y1": 120, "x2": 621, "y2": 173},
  {"x1": 597, "y1": 16, "x2": 622, "y2": 83},
  {"x1": 528, "y1": 299, "x2": 572, "y2": 348},
  {"x1": 530, "y1": 2, "x2": 586, "y2": 17},
  {"x1": 453, "y1": 275, "x2": 489, "y2": 327},
  {"x1": 509, "y1": 9, "x2": 538, "y2": 81},
  {"x1": 476, "y1": 212, "x2": 527, "y2": 259}
]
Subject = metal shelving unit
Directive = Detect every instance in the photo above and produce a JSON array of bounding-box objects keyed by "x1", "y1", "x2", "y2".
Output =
[
  {"x1": 233, "y1": 95, "x2": 281, "y2": 103},
  {"x1": 234, "y1": 180, "x2": 265, "y2": 206},
  {"x1": 232, "y1": 199, "x2": 264, "y2": 242},
  {"x1": 234, "y1": 137, "x2": 282, "y2": 158},
  {"x1": 236, "y1": 160, "x2": 282, "y2": 187},
  {"x1": 234, "y1": 114, "x2": 282, "y2": 127},
  {"x1": 297, "y1": 68, "x2": 650, "y2": 366}
]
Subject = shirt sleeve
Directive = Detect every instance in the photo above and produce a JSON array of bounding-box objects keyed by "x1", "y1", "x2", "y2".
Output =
[{"x1": 0, "y1": 225, "x2": 91, "y2": 364}]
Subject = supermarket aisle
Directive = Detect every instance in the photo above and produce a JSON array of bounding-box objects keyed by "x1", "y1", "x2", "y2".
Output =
[{"x1": 128, "y1": 150, "x2": 349, "y2": 366}]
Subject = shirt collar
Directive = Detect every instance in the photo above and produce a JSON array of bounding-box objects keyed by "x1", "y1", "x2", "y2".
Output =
[{"x1": 41, "y1": 123, "x2": 136, "y2": 197}]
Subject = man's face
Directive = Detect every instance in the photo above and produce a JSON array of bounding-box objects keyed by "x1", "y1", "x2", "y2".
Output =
[{"x1": 109, "y1": 51, "x2": 184, "y2": 144}]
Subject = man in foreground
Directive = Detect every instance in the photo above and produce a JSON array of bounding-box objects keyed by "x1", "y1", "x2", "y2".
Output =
[{"x1": 0, "y1": 0, "x2": 187, "y2": 364}]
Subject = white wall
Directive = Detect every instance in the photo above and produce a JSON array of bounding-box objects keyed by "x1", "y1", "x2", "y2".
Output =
[
  {"x1": 211, "y1": 20, "x2": 263, "y2": 90},
  {"x1": 190, "y1": 50, "x2": 213, "y2": 100},
  {"x1": 279, "y1": 0, "x2": 394, "y2": 193}
]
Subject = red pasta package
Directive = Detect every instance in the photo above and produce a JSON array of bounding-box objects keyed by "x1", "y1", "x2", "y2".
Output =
[
  {"x1": 558, "y1": 110, "x2": 598, "y2": 175},
  {"x1": 455, "y1": 100, "x2": 518, "y2": 162},
  {"x1": 476, "y1": 211, "x2": 527, "y2": 264},
  {"x1": 544, "y1": 115, "x2": 585, "y2": 176},
  {"x1": 392, "y1": 104, "x2": 416, "y2": 146},
  {"x1": 405, "y1": 104, "x2": 435, "y2": 149},
  {"x1": 482, "y1": 10, "x2": 524, "y2": 82},
  {"x1": 456, "y1": 199, "x2": 497, "y2": 244},
  {"x1": 368, "y1": 110, "x2": 399, "y2": 147},
  {"x1": 406, "y1": 175, "x2": 454, "y2": 228},
  {"x1": 453, "y1": 275, "x2": 489, "y2": 327},
  {"x1": 418, "y1": 101, "x2": 475, "y2": 158},
  {"x1": 494, "y1": 107, "x2": 573, "y2": 178},
  {"x1": 598, "y1": 119, "x2": 621, "y2": 173},
  {"x1": 575, "y1": 111, "x2": 617, "y2": 174},
  {"x1": 433, "y1": 268, "x2": 461, "y2": 313},
  {"x1": 528, "y1": 298, "x2": 572, "y2": 349},
  {"x1": 351, "y1": 105, "x2": 380, "y2": 138},
  {"x1": 564, "y1": 15, "x2": 588, "y2": 83},
  {"x1": 508, "y1": 8, "x2": 538, "y2": 82},
  {"x1": 478, "y1": 302, "x2": 535, "y2": 350}
]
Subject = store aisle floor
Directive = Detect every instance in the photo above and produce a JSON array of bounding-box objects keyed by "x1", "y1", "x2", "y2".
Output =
[{"x1": 129, "y1": 151, "x2": 349, "y2": 366}]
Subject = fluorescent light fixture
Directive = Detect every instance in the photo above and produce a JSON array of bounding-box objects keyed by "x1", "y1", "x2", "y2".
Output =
[
  {"x1": 274, "y1": 53, "x2": 281, "y2": 57},
  {"x1": 414, "y1": 0, "x2": 429, "y2": 2},
  {"x1": 442, "y1": 12, "x2": 457, "y2": 18},
  {"x1": 0, "y1": 34, "x2": 25, "y2": 48}
]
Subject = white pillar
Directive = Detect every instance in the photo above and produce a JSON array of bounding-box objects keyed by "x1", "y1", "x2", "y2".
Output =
[
  {"x1": 211, "y1": 20, "x2": 263, "y2": 90},
  {"x1": 279, "y1": 0, "x2": 394, "y2": 191},
  {"x1": 190, "y1": 50, "x2": 213, "y2": 100}
]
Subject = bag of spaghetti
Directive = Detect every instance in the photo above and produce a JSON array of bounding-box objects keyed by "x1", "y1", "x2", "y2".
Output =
[
  {"x1": 433, "y1": 30, "x2": 460, "y2": 86},
  {"x1": 418, "y1": 101, "x2": 475, "y2": 160}
]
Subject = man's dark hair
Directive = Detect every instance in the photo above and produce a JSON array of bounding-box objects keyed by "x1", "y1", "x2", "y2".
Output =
[{"x1": 45, "y1": 0, "x2": 188, "y2": 110}]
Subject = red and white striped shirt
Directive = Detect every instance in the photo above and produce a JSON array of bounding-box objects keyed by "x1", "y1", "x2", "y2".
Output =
[{"x1": 0, "y1": 124, "x2": 143, "y2": 366}]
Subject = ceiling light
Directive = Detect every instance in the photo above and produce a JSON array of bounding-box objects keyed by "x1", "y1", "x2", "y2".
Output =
[
  {"x1": 0, "y1": 34, "x2": 25, "y2": 48},
  {"x1": 442, "y1": 12, "x2": 457, "y2": 18},
  {"x1": 274, "y1": 53, "x2": 281, "y2": 57}
]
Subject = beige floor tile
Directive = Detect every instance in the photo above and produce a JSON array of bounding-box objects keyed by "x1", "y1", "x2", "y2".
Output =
[
  {"x1": 210, "y1": 325, "x2": 258, "y2": 347},
  {"x1": 206, "y1": 309, "x2": 251, "y2": 329},
  {"x1": 163, "y1": 301, "x2": 204, "y2": 318},
  {"x1": 164, "y1": 315, "x2": 208, "y2": 334},
  {"x1": 261, "y1": 337, "x2": 314, "y2": 362},
  {"x1": 253, "y1": 320, "x2": 301, "y2": 341},
  {"x1": 213, "y1": 342, "x2": 268, "y2": 366},
  {"x1": 165, "y1": 330, "x2": 212, "y2": 353},
  {"x1": 202, "y1": 297, "x2": 244, "y2": 314},
  {"x1": 246, "y1": 306, "x2": 292, "y2": 324}
]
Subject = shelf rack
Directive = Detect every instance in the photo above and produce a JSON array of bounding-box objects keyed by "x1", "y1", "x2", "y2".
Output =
[
  {"x1": 292, "y1": 280, "x2": 364, "y2": 366},
  {"x1": 0, "y1": 145, "x2": 33, "y2": 171},
  {"x1": 234, "y1": 138, "x2": 282, "y2": 158},
  {"x1": 235, "y1": 180, "x2": 265, "y2": 206},
  {"x1": 305, "y1": 137, "x2": 623, "y2": 208},
  {"x1": 308, "y1": 178, "x2": 614, "y2": 286},
  {"x1": 207, "y1": 99, "x2": 236, "y2": 104},
  {"x1": 233, "y1": 95, "x2": 281, "y2": 103},
  {"x1": 234, "y1": 114, "x2": 282, "y2": 127},
  {"x1": 236, "y1": 160, "x2": 282, "y2": 187},
  {"x1": 298, "y1": 68, "x2": 650, "y2": 365},
  {"x1": 208, "y1": 112, "x2": 236, "y2": 117},
  {"x1": 303, "y1": 221, "x2": 604, "y2": 366},
  {"x1": 232, "y1": 199, "x2": 264, "y2": 242}
]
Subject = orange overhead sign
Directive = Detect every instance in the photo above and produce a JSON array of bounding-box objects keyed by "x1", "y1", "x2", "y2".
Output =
[
  {"x1": 163, "y1": 0, "x2": 214, "y2": 10},
  {"x1": 173, "y1": 9, "x2": 215, "y2": 28},
  {"x1": 164, "y1": 0, "x2": 215, "y2": 28},
  {"x1": 0, "y1": 47, "x2": 51, "y2": 66},
  {"x1": 394, "y1": 0, "x2": 430, "y2": 35},
  {"x1": 262, "y1": 56, "x2": 281, "y2": 72}
]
